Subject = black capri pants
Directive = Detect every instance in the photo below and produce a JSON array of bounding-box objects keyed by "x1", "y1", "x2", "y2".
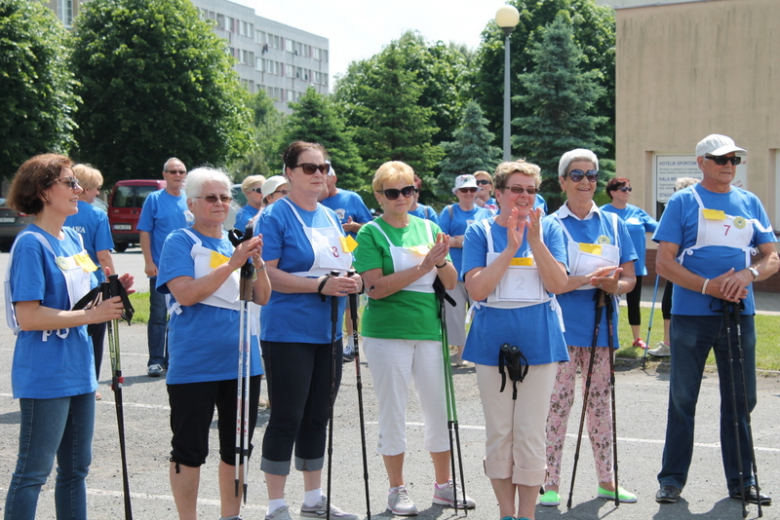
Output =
[
  {"x1": 168, "y1": 376, "x2": 262, "y2": 468},
  {"x1": 260, "y1": 340, "x2": 342, "y2": 476},
  {"x1": 626, "y1": 275, "x2": 643, "y2": 326},
  {"x1": 662, "y1": 279, "x2": 673, "y2": 320}
]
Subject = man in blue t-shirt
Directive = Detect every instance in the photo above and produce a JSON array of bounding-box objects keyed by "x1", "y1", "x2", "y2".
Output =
[
  {"x1": 138, "y1": 157, "x2": 189, "y2": 377},
  {"x1": 653, "y1": 134, "x2": 778, "y2": 507}
]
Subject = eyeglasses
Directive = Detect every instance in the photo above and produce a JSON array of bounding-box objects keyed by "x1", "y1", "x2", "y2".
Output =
[
  {"x1": 52, "y1": 177, "x2": 80, "y2": 189},
  {"x1": 196, "y1": 194, "x2": 232, "y2": 204},
  {"x1": 379, "y1": 185, "x2": 415, "y2": 200},
  {"x1": 476, "y1": 179, "x2": 492, "y2": 186},
  {"x1": 294, "y1": 162, "x2": 330, "y2": 175},
  {"x1": 165, "y1": 169, "x2": 187, "y2": 175},
  {"x1": 458, "y1": 187, "x2": 478, "y2": 194},
  {"x1": 617, "y1": 186, "x2": 632, "y2": 193},
  {"x1": 503, "y1": 186, "x2": 538, "y2": 195},
  {"x1": 567, "y1": 169, "x2": 599, "y2": 183},
  {"x1": 705, "y1": 155, "x2": 741, "y2": 166},
  {"x1": 273, "y1": 189, "x2": 288, "y2": 196}
]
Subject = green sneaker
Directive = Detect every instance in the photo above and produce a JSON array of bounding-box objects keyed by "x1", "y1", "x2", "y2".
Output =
[
  {"x1": 540, "y1": 489, "x2": 560, "y2": 506},
  {"x1": 597, "y1": 486, "x2": 638, "y2": 503}
]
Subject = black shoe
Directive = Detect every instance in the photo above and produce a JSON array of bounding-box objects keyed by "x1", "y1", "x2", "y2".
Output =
[
  {"x1": 730, "y1": 487, "x2": 772, "y2": 506},
  {"x1": 655, "y1": 485, "x2": 681, "y2": 504}
]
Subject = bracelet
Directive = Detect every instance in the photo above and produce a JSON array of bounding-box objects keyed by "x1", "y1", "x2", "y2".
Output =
[
  {"x1": 317, "y1": 275, "x2": 330, "y2": 302},
  {"x1": 614, "y1": 283, "x2": 622, "y2": 296},
  {"x1": 435, "y1": 261, "x2": 447, "y2": 269},
  {"x1": 256, "y1": 262, "x2": 266, "y2": 273},
  {"x1": 701, "y1": 278, "x2": 710, "y2": 295}
]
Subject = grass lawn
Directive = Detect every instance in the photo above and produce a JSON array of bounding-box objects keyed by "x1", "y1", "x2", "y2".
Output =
[
  {"x1": 129, "y1": 291, "x2": 780, "y2": 371},
  {"x1": 615, "y1": 306, "x2": 780, "y2": 371}
]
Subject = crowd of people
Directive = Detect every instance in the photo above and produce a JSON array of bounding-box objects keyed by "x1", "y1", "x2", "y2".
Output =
[{"x1": 3, "y1": 133, "x2": 777, "y2": 520}]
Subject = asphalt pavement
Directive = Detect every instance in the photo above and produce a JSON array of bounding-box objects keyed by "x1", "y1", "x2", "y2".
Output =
[{"x1": 0, "y1": 249, "x2": 778, "y2": 520}]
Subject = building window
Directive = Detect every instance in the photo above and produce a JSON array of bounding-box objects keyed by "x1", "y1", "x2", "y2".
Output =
[
  {"x1": 313, "y1": 48, "x2": 321, "y2": 60},
  {"x1": 216, "y1": 14, "x2": 225, "y2": 30},
  {"x1": 323, "y1": 49, "x2": 328, "y2": 63},
  {"x1": 286, "y1": 64, "x2": 294, "y2": 78},
  {"x1": 256, "y1": 57, "x2": 264, "y2": 71}
]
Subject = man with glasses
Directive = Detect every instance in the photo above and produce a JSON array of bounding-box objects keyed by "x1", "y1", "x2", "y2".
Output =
[
  {"x1": 653, "y1": 134, "x2": 778, "y2": 506},
  {"x1": 138, "y1": 157, "x2": 190, "y2": 377}
]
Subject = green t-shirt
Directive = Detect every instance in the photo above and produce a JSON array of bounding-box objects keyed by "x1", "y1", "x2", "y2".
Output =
[{"x1": 353, "y1": 216, "x2": 446, "y2": 341}]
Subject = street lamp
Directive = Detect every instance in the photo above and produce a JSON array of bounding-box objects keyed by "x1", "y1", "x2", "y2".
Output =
[{"x1": 496, "y1": 5, "x2": 520, "y2": 162}]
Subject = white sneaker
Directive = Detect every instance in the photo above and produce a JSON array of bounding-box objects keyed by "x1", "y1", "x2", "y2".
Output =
[
  {"x1": 432, "y1": 480, "x2": 476, "y2": 509},
  {"x1": 387, "y1": 485, "x2": 418, "y2": 516},
  {"x1": 648, "y1": 342, "x2": 671, "y2": 357},
  {"x1": 300, "y1": 495, "x2": 358, "y2": 519},
  {"x1": 265, "y1": 505, "x2": 293, "y2": 520}
]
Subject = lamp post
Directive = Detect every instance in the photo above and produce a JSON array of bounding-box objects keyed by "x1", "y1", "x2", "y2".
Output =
[{"x1": 496, "y1": 5, "x2": 520, "y2": 162}]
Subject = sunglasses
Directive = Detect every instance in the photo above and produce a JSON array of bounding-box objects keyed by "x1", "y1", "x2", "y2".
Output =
[
  {"x1": 503, "y1": 186, "x2": 538, "y2": 195},
  {"x1": 295, "y1": 162, "x2": 331, "y2": 175},
  {"x1": 705, "y1": 155, "x2": 741, "y2": 166},
  {"x1": 458, "y1": 187, "x2": 478, "y2": 194},
  {"x1": 273, "y1": 189, "x2": 289, "y2": 196},
  {"x1": 53, "y1": 177, "x2": 80, "y2": 189},
  {"x1": 617, "y1": 186, "x2": 632, "y2": 193},
  {"x1": 567, "y1": 169, "x2": 599, "y2": 183},
  {"x1": 196, "y1": 194, "x2": 232, "y2": 204},
  {"x1": 379, "y1": 185, "x2": 415, "y2": 200},
  {"x1": 165, "y1": 169, "x2": 187, "y2": 175},
  {"x1": 250, "y1": 187, "x2": 264, "y2": 194},
  {"x1": 476, "y1": 179, "x2": 492, "y2": 186}
]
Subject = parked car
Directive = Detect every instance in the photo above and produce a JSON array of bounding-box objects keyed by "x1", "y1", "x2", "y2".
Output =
[
  {"x1": 0, "y1": 199, "x2": 34, "y2": 253},
  {"x1": 108, "y1": 179, "x2": 166, "y2": 252}
]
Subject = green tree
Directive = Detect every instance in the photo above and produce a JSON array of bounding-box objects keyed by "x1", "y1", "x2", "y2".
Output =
[
  {"x1": 438, "y1": 100, "x2": 502, "y2": 196},
  {"x1": 70, "y1": 0, "x2": 253, "y2": 185},
  {"x1": 282, "y1": 87, "x2": 365, "y2": 192},
  {"x1": 339, "y1": 43, "x2": 444, "y2": 186},
  {"x1": 513, "y1": 13, "x2": 609, "y2": 210},
  {"x1": 229, "y1": 89, "x2": 286, "y2": 180},
  {"x1": 0, "y1": 0, "x2": 77, "y2": 179},
  {"x1": 474, "y1": 0, "x2": 615, "y2": 156}
]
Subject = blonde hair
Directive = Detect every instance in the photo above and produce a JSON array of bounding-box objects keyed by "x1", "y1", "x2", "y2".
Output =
[
  {"x1": 372, "y1": 161, "x2": 414, "y2": 192},
  {"x1": 72, "y1": 164, "x2": 104, "y2": 190},
  {"x1": 241, "y1": 174, "x2": 266, "y2": 194},
  {"x1": 494, "y1": 161, "x2": 542, "y2": 189},
  {"x1": 473, "y1": 170, "x2": 492, "y2": 183},
  {"x1": 675, "y1": 177, "x2": 700, "y2": 191}
]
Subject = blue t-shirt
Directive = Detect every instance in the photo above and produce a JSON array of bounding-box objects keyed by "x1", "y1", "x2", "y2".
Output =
[
  {"x1": 550, "y1": 207, "x2": 638, "y2": 348},
  {"x1": 64, "y1": 200, "x2": 114, "y2": 283},
  {"x1": 137, "y1": 189, "x2": 189, "y2": 266},
  {"x1": 320, "y1": 189, "x2": 373, "y2": 238},
  {"x1": 652, "y1": 183, "x2": 775, "y2": 316},
  {"x1": 234, "y1": 204, "x2": 261, "y2": 234},
  {"x1": 600, "y1": 203, "x2": 658, "y2": 276},
  {"x1": 255, "y1": 199, "x2": 348, "y2": 343},
  {"x1": 461, "y1": 217, "x2": 569, "y2": 366},
  {"x1": 156, "y1": 229, "x2": 263, "y2": 384},
  {"x1": 9, "y1": 225, "x2": 96, "y2": 398},
  {"x1": 438, "y1": 204, "x2": 492, "y2": 271},
  {"x1": 408, "y1": 204, "x2": 440, "y2": 225},
  {"x1": 535, "y1": 194, "x2": 548, "y2": 215}
]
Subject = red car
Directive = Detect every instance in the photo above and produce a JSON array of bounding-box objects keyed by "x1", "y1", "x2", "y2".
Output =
[{"x1": 108, "y1": 179, "x2": 166, "y2": 252}]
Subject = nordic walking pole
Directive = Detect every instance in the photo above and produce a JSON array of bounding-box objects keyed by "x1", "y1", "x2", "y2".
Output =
[
  {"x1": 434, "y1": 277, "x2": 467, "y2": 515},
  {"x1": 722, "y1": 301, "x2": 747, "y2": 518},
  {"x1": 642, "y1": 274, "x2": 660, "y2": 370},
  {"x1": 104, "y1": 277, "x2": 133, "y2": 520},
  {"x1": 732, "y1": 301, "x2": 763, "y2": 518},
  {"x1": 327, "y1": 270, "x2": 341, "y2": 520},
  {"x1": 346, "y1": 269, "x2": 371, "y2": 519},
  {"x1": 604, "y1": 294, "x2": 619, "y2": 507},
  {"x1": 567, "y1": 289, "x2": 606, "y2": 509}
]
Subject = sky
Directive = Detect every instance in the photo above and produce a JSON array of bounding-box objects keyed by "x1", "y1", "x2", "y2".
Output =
[{"x1": 233, "y1": 0, "x2": 514, "y2": 81}]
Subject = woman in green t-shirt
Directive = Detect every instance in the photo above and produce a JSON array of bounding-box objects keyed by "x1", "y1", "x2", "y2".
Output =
[{"x1": 354, "y1": 161, "x2": 475, "y2": 516}]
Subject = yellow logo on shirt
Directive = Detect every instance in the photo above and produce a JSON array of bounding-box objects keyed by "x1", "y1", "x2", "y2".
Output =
[
  {"x1": 510, "y1": 257, "x2": 534, "y2": 266},
  {"x1": 580, "y1": 243, "x2": 603, "y2": 255},
  {"x1": 209, "y1": 251, "x2": 230, "y2": 269},
  {"x1": 702, "y1": 209, "x2": 726, "y2": 220},
  {"x1": 73, "y1": 253, "x2": 98, "y2": 272}
]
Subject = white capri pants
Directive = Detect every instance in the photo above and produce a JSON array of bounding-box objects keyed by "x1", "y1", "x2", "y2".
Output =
[
  {"x1": 476, "y1": 362, "x2": 558, "y2": 486},
  {"x1": 363, "y1": 337, "x2": 450, "y2": 456},
  {"x1": 444, "y1": 280, "x2": 470, "y2": 347}
]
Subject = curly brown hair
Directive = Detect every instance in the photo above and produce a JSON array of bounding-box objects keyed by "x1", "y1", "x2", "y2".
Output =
[{"x1": 7, "y1": 154, "x2": 73, "y2": 215}]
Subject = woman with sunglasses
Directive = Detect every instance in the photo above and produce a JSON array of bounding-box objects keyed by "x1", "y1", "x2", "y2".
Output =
[
  {"x1": 234, "y1": 174, "x2": 266, "y2": 232},
  {"x1": 542, "y1": 149, "x2": 638, "y2": 507},
  {"x1": 260, "y1": 175, "x2": 290, "y2": 207},
  {"x1": 354, "y1": 161, "x2": 475, "y2": 516},
  {"x1": 156, "y1": 167, "x2": 271, "y2": 520},
  {"x1": 4, "y1": 154, "x2": 133, "y2": 520},
  {"x1": 601, "y1": 177, "x2": 658, "y2": 349},
  {"x1": 254, "y1": 141, "x2": 362, "y2": 520},
  {"x1": 461, "y1": 161, "x2": 568, "y2": 520},
  {"x1": 438, "y1": 174, "x2": 492, "y2": 367}
]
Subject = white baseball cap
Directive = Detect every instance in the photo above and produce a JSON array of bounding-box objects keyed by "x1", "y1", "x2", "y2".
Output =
[
  {"x1": 695, "y1": 134, "x2": 746, "y2": 157},
  {"x1": 261, "y1": 175, "x2": 288, "y2": 198}
]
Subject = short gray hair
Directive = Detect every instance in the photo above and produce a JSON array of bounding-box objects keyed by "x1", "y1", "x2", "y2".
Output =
[
  {"x1": 163, "y1": 157, "x2": 186, "y2": 172},
  {"x1": 185, "y1": 167, "x2": 232, "y2": 201},
  {"x1": 558, "y1": 148, "x2": 599, "y2": 179}
]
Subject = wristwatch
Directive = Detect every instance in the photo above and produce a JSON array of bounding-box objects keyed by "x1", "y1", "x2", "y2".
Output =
[{"x1": 747, "y1": 266, "x2": 759, "y2": 280}]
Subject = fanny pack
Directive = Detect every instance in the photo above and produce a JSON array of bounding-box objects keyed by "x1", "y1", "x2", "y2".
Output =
[{"x1": 498, "y1": 343, "x2": 529, "y2": 400}]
